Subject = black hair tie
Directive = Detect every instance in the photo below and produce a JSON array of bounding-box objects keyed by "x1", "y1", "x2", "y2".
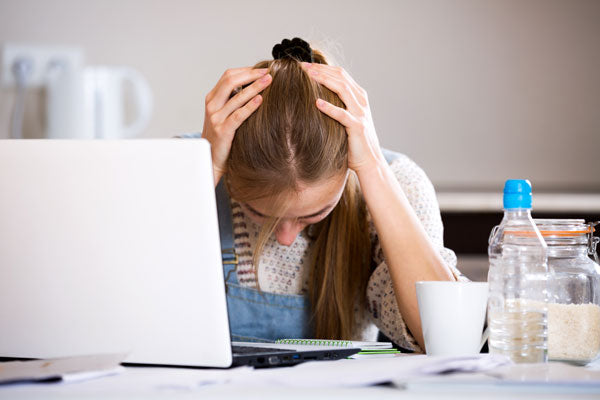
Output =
[{"x1": 272, "y1": 37, "x2": 314, "y2": 63}]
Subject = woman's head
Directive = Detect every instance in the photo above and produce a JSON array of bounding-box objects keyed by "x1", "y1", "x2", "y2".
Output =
[
  {"x1": 237, "y1": 171, "x2": 348, "y2": 246},
  {"x1": 225, "y1": 39, "x2": 371, "y2": 340},
  {"x1": 227, "y1": 50, "x2": 348, "y2": 242}
]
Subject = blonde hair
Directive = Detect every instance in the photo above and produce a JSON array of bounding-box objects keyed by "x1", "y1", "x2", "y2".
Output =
[{"x1": 226, "y1": 49, "x2": 371, "y2": 340}]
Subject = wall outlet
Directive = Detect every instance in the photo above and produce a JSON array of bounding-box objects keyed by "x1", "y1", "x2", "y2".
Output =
[{"x1": 1, "y1": 43, "x2": 84, "y2": 88}]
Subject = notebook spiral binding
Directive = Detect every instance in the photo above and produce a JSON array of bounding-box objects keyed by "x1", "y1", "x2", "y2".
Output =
[{"x1": 275, "y1": 339, "x2": 353, "y2": 347}]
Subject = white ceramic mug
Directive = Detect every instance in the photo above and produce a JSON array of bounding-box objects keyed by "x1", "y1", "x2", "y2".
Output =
[{"x1": 416, "y1": 281, "x2": 489, "y2": 356}]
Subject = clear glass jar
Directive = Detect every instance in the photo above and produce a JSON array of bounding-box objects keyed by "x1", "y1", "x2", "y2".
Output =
[{"x1": 534, "y1": 219, "x2": 600, "y2": 365}]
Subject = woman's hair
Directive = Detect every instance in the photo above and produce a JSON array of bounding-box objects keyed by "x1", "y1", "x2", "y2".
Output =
[{"x1": 226, "y1": 48, "x2": 372, "y2": 340}]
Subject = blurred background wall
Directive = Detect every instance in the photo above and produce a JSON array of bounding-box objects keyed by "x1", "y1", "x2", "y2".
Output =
[
  {"x1": 1, "y1": 0, "x2": 599, "y2": 280},
  {"x1": 1, "y1": 0, "x2": 599, "y2": 192}
]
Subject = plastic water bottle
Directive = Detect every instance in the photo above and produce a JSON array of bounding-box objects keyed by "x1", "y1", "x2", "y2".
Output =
[{"x1": 487, "y1": 179, "x2": 549, "y2": 363}]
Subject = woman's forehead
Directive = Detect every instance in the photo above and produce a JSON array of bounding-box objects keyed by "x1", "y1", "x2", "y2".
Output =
[{"x1": 247, "y1": 172, "x2": 348, "y2": 218}]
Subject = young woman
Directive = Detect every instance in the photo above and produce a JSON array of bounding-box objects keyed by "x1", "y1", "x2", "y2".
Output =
[{"x1": 198, "y1": 38, "x2": 463, "y2": 352}]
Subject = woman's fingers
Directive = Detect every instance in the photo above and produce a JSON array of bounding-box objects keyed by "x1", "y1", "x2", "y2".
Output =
[
  {"x1": 221, "y1": 94, "x2": 264, "y2": 132},
  {"x1": 206, "y1": 68, "x2": 268, "y2": 112},
  {"x1": 215, "y1": 73, "x2": 272, "y2": 121},
  {"x1": 312, "y1": 63, "x2": 364, "y2": 96},
  {"x1": 205, "y1": 67, "x2": 255, "y2": 103},
  {"x1": 302, "y1": 63, "x2": 367, "y2": 108},
  {"x1": 307, "y1": 70, "x2": 362, "y2": 115},
  {"x1": 315, "y1": 98, "x2": 357, "y2": 128}
]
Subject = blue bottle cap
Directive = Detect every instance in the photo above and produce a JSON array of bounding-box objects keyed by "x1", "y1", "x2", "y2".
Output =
[{"x1": 503, "y1": 179, "x2": 532, "y2": 209}]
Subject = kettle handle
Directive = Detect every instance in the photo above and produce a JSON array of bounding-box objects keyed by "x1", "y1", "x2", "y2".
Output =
[{"x1": 118, "y1": 67, "x2": 153, "y2": 138}]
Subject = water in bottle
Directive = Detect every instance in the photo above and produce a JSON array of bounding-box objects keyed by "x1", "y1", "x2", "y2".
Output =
[{"x1": 487, "y1": 179, "x2": 549, "y2": 363}]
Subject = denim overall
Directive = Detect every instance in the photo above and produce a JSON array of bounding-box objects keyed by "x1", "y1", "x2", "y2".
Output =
[
  {"x1": 214, "y1": 146, "x2": 403, "y2": 343},
  {"x1": 216, "y1": 180, "x2": 312, "y2": 342}
]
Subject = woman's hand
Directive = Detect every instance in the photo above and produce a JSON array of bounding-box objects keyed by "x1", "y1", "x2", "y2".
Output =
[
  {"x1": 301, "y1": 63, "x2": 385, "y2": 174},
  {"x1": 202, "y1": 67, "x2": 272, "y2": 184}
]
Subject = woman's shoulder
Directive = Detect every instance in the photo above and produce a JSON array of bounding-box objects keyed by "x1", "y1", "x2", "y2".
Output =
[
  {"x1": 381, "y1": 148, "x2": 433, "y2": 188},
  {"x1": 381, "y1": 148, "x2": 409, "y2": 165}
]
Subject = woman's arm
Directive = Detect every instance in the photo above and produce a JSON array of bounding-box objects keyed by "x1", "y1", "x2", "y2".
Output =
[
  {"x1": 365, "y1": 156, "x2": 462, "y2": 351},
  {"x1": 302, "y1": 62, "x2": 456, "y2": 350},
  {"x1": 358, "y1": 159, "x2": 456, "y2": 350}
]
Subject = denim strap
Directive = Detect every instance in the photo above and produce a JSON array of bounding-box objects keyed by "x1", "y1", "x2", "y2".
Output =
[
  {"x1": 215, "y1": 178, "x2": 237, "y2": 266},
  {"x1": 382, "y1": 148, "x2": 402, "y2": 164}
]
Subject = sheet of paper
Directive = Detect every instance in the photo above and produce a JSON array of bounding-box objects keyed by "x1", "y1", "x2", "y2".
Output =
[
  {"x1": 0, "y1": 353, "x2": 127, "y2": 384},
  {"x1": 492, "y1": 362, "x2": 600, "y2": 385},
  {"x1": 224, "y1": 354, "x2": 512, "y2": 388},
  {"x1": 54, "y1": 365, "x2": 255, "y2": 393},
  {"x1": 585, "y1": 357, "x2": 600, "y2": 371},
  {"x1": 398, "y1": 360, "x2": 600, "y2": 391},
  {"x1": 60, "y1": 367, "x2": 126, "y2": 384}
]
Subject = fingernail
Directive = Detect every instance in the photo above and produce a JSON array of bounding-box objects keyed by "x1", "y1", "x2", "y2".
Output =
[
  {"x1": 316, "y1": 99, "x2": 324, "y2": 107},
  {"x1": 310, "y1": 69, "x2": 318, "y2": 76},
  {"x1": 301, "y1": 62, "x2": 311, "y2": 68},
  {"x1": 260, "y1": 74, "x2": 271, "y2": 83},
  {"x1": 254, "y1": 95, "x2": 262, "y2": 104},
  {"x1": 258, "y1": 68, "x2": 269, "y2": 74}
]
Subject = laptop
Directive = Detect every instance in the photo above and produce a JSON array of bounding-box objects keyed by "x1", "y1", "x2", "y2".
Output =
[{"x1": 0, "y1": 139, "x2": 359, "y2": 368}]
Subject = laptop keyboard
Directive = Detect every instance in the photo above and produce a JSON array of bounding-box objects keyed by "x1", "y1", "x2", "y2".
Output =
[{"x1": 232, "y1": 345, "x2": 291, "y2": 355}]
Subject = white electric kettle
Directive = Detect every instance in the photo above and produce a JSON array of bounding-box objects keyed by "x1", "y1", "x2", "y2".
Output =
[{"x1": 46, "y1": 65, "x2": 153, "y2": 139}]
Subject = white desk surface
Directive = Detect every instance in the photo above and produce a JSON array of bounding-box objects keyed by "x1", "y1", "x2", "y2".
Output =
[{"x1": 2, "y1": 358, "x2": 600, "y2": 400}]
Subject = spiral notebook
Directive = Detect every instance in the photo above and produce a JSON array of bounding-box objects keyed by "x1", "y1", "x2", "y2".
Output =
[{"x1": 275, "y1": 339, "x2": 394, "y2": 351}]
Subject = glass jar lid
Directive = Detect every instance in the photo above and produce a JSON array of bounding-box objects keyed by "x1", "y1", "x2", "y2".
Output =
[
  {"x1": 535, "y1": 219, "x2": 590, "y2": 236},
  {"x1": 534, "y1": 219, "x2": 599, "y2": 263}
]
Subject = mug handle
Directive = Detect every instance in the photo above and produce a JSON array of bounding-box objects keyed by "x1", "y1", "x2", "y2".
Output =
[{"x1": 119, "y1": 67, "x2": 153, "y2": 138}]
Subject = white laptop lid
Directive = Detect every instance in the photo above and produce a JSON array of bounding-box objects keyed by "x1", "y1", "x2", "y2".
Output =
[{"x1": 0, "y1": 139, "x2": 232, "y2": 368}]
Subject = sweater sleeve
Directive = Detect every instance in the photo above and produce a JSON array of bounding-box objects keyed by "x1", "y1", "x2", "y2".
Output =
[{"x1": 365, "y1": 154, "x2": 466, "y2": 352}]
